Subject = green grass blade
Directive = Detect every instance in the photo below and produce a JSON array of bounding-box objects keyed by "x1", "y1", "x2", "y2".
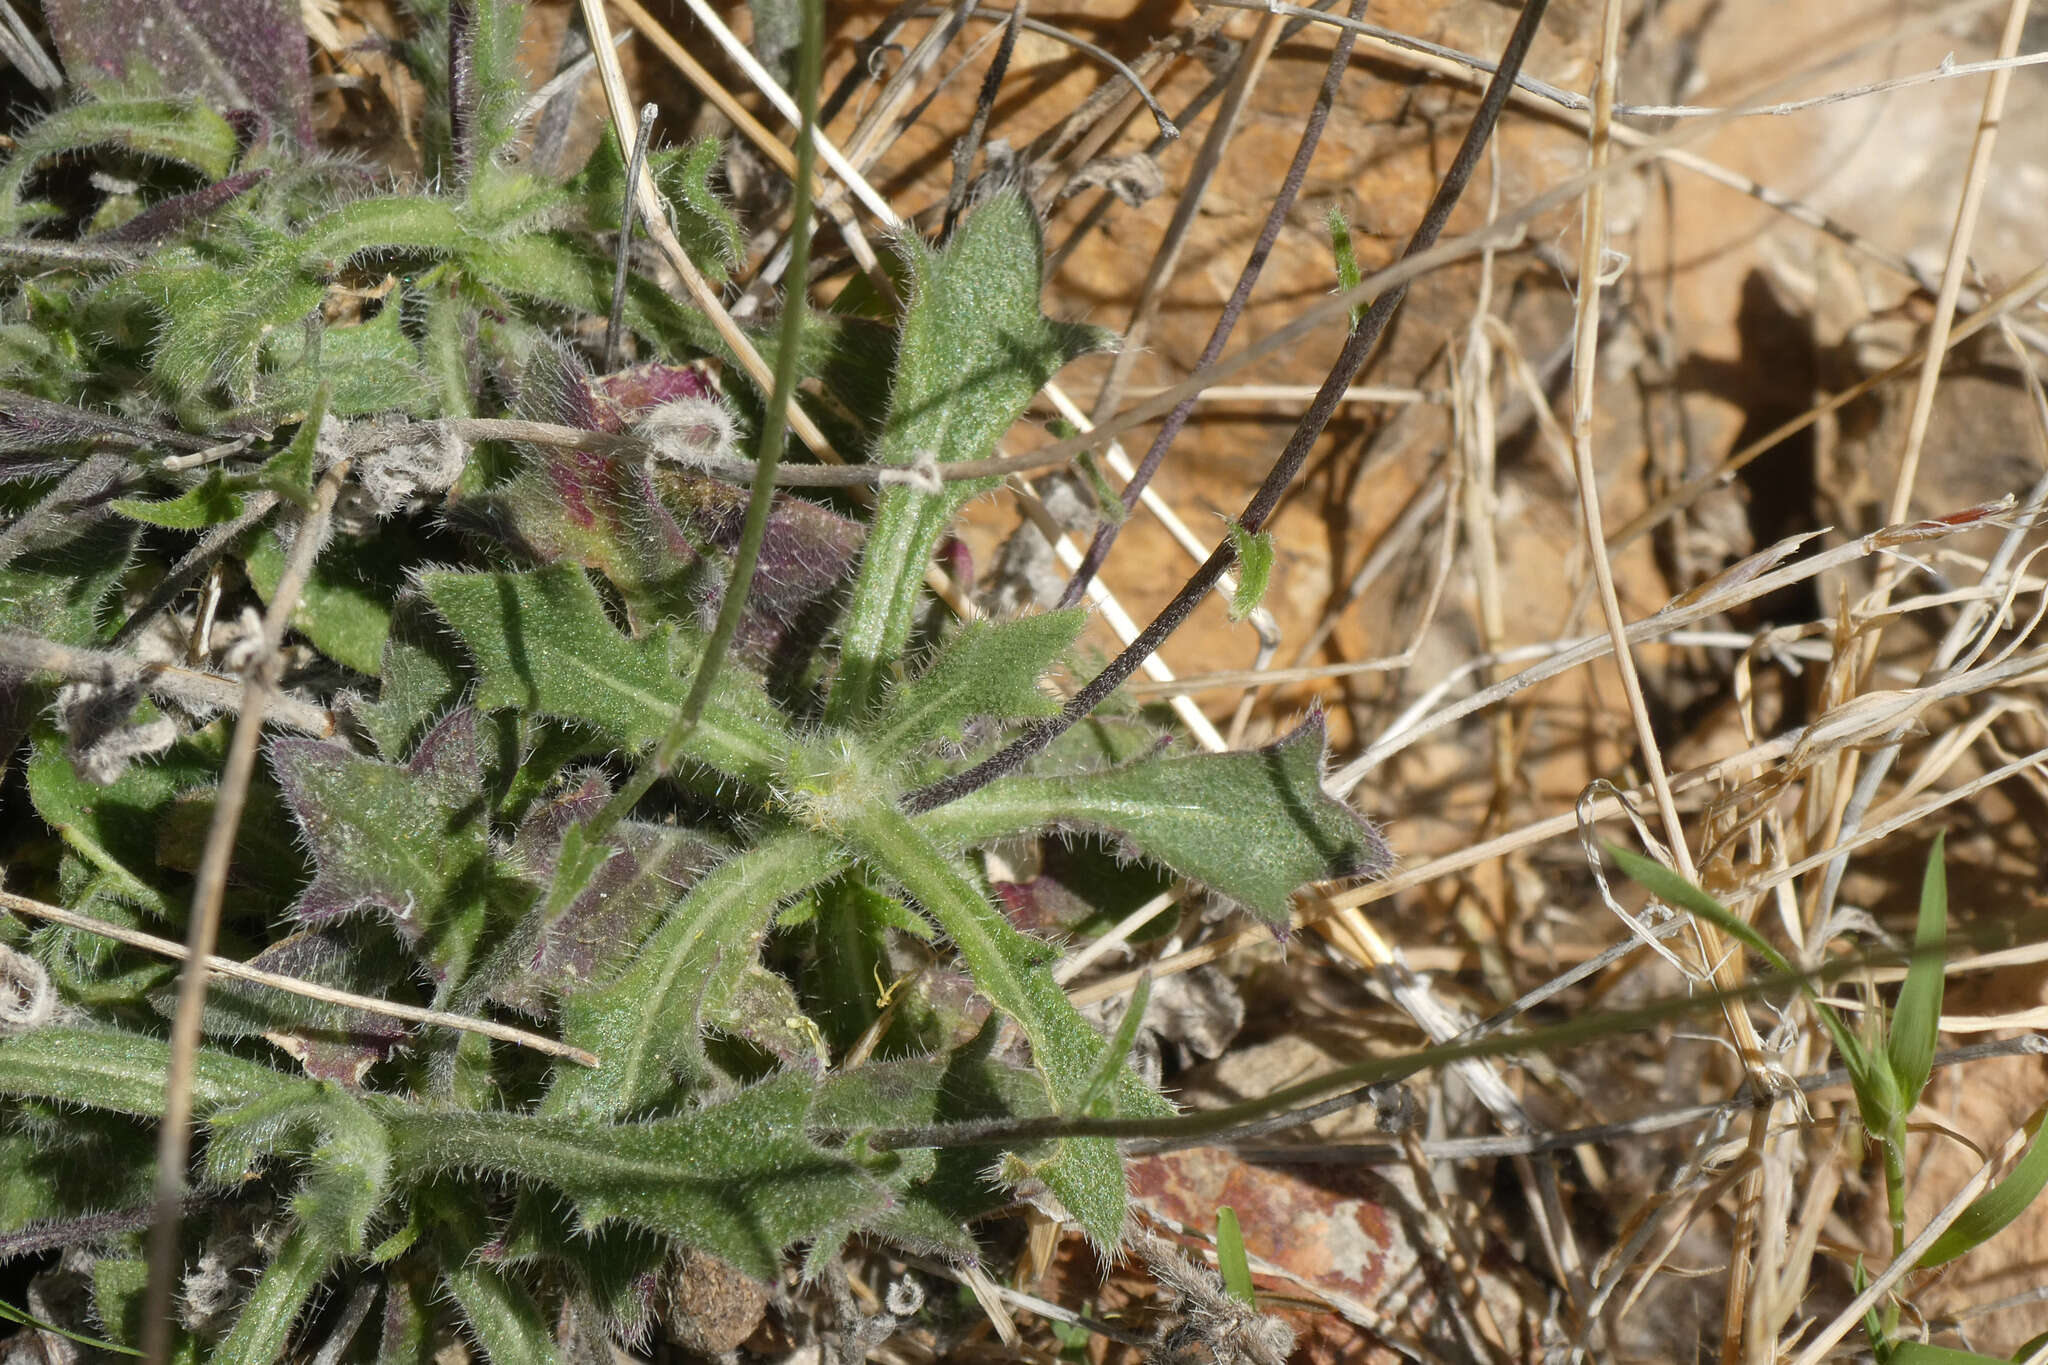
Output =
[
  {"x1": 1075, "y1": 972, "x2": 1151, "y2": 1117},
  {"x1": 1917, "y1": 1104, "x2": 2048, "y2": 1270},
  {"x1": 1887, "y1": 833, "x2": 1949, "y2": 1118},
  {"x1": 1215, "y1": 1206, "x2": 1255, "y2": 1306}
]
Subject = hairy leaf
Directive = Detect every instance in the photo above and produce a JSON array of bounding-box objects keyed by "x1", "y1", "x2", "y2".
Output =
[
  {"x1": 386, "y1": 1073, "x2": 890, "y2": 1279},
  {"x1": 490, "y1": 775, "x2": 726, "y2": 1016},
  {"x1": 194, "y1": 929, "x2": 411, "y2": 1083},
  {"x1": 844, "y1": 800, "x2": 1165, "y2": 1248},
  {"x1": 0, "y1": 1025, "x2": 294, "y2": 1118},
  {"x1": 211, "y1": 1221, "x2": 336, "y2": 1365},
  {"x1": 927, "y1": 710, "x2": 1388, "y2": 923},
  {"x1": 827, "y1": 190, "x2": 1112, "y2": 722},
  {"x1": 547, "y1": 825, "x2": 844, "y2": 1119},
  {"x1": 0, "y1": 97, "x2": 241, "y2": 230},
  {"x1": 44, "y1": 1, "x2": 312, "y2": 147},
  {"x1": 108, "y1": 469, "x2": 244, "y2": 528},
  {"x1": 271, "y1": 707, "x2": 496, "y2": 986},
  {"x1": 204, "y1": 1083, "x2": 391, "y2": 1253},
  {"x1": 421, "y1": 565, "x2": 796, "y2": 789},
  {"x1": 866, "y1": 608, "x2": 1084, "y2": 755}
]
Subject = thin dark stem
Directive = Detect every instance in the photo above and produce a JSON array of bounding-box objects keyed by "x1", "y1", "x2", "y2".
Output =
[
  {"x1": 1197, "y1": 1035, "x2": 2048, "y2": 1164},
  {"x1": 604, "y1": 102, "x2": 660, "y2": 372},
  {"x1": 941, "y1": 0, "x2": 1025, "y2": 238},
  {"x1": 906, "y1": 0, "x2": 1554, "y2": 815},
  {"x1": 1055, "y1": 0, "x2": 1368, "y2": 609}
]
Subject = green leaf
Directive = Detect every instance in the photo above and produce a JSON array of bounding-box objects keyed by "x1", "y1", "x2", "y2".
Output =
[
  {"x1": 349, "y1": 597, "x2": 467, "y2": 760},
  {"x1": 1215, "y1": 1206, "x2": 1255, "y2": 1306},
  {"x1": 270, "y1": 707, "x2": 497, "y2": 986},
  {"x1": 1891, "y1": 1346, "x2": 2017, "y2": 1365},
  {"x1": 866, "y1": 609, "x2": 1085, "y2": 755},
  {"x1": 1888, "y1": 833, "x2": 1949, "y2": 1121},
  {"x1": 386, "y1": 1072, "x2": 890, "y2": 1280},
  {"x1": 1226, "y1": 522, "x2": 1273, "y2": 623},
  {"x1": 1605, "y1": 842, "x2": 1880, "y2": 1104},
  {"x1": 1917, "y1": 1104, "x2": 2048, "y2": 1269},
  {"x1": 547, "y1": 824, "x2": 844, "y2": 1119},
  {"x1": 421, "y1": 565, "x2": 796, "y2": 789},
  {"x1": 108, "y1": 469, "x2": 244, "y2": 528},
  {"x1": 1076, "y1": 972, "x2": 1150, "y2": 1118},
  {"x1": 0, "y1": 1025, "x2": 295, "y2": 1119},
  {"x1": 26, "y1": 723, "x2": 235, "y2": 917},
  {"x1": 250, "y1": 386, "x2": 325, "y2": 508},
  {"x1": 0, "y1": 97, "x2": 239, "y2": 229},
  {"x1": 827, "y1": 189, "x2": 1113, "y2": 723},
  {"x1": 204, "y1": 1083, "x2": 392, "y2": 1253},
  {"x1": 444, "y1": 1260, "x2": 560, "y2": 1365},
  {"x1": 242, "y1": 522, "x2": 403, "y2": 675},
  {"x1": 929, "y1": 711, "x2": 1388, "y2": 924},
  {"x1": 211, "y1": 1220, "x2": 336, "y2": 1365},
  {"x1": 1326, "y1": 206, "x2": 1365, "y2": 327},
  {"x1": 0, "y1": 516, "x2": 138, "y2": 644},
  {"x1": 842, "y1": 798, "x2": 1166, "y2": 1248},
  {"x1": 459, "y1": 230, "x2": 724, "y2": 360}
]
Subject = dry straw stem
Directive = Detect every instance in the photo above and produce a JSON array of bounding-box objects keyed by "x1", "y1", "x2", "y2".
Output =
[
  {"x1": 992, "y1": 0, "x2": 2019, "y2": 483},
  {"x1": 0, "y1": 632, "x2": 336, "y2": 737},
  {"x1": 0, "y1": 890, "x2": 596, "y2": 1065},
  {"x1": 648, "y1": 0, "x2": 1241, "y2": 749},
  {"x1": 140, "y1": 457, "x2": 351, "y2": 1365}
]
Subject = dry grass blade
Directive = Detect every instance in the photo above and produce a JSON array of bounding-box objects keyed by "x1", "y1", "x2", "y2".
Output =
[
  {"x1": 139, "y1": 458, "x2": 352, "y2": 1365},
  {"x1": 0, "y1": 891, "x2": 597, "y2": 1065}
]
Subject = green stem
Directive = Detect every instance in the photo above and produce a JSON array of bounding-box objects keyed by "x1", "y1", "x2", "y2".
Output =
[{"x1": 571, "y1": 0, "x2": 823, "y2": 856}]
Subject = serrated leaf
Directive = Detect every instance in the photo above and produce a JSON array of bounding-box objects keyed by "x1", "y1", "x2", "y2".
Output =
[
  {"x1": 574, "y1": 131, "x2": 742, "y2": 278},
  {"x1": 928, "y1": 710, "x2": 1388, "y2": 923},
  {"x1": 387, "y1": 1072, "x2": 890, "y2": 1280},
  {"x1": 489, "y1": 775, "x2": 726, "y2": 1016},
  {"x1": 43, "y1": 1, "x2": 312, "y2": 147},
  {"x1": 1888, "y1": 833, "x2": 1948, "y2": 1122},
  {"x1": 866, "y1": 609, "x2": 1084, "y2": 755},
  {"x1": 270, "y1": 707, "x2": 496, "y2": 986},
  {"x1": 828, "y1": 189, "x2": 1113, "y2": 722},
  {"x1": 108, "y1": 469, "x2": 244, "y2": 528},
  {"x1": 421, "y1": 565, "x2": 796, "y2": 789},
  {"x1": 1916, "y1": 1103, "x2": 2048, "y2": 1269},
  {"x1": 346, "y1": 597, "x2": 467, "y2": 760},
  {"x1": 547, "y1": 825, "x2": 844, "y2": 1119}
]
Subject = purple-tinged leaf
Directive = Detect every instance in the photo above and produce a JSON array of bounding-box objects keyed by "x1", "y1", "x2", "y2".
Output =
[
  {"x1": 490, "y1": 776, "x2": 726, "y2": 1016},
  {"x1": 193, "y1": 930, "x2": 411, "y2": 1084},
  {"x1": 43, "y1": 0, "x2": 314, "y2": 147},
  {"x1": 459, "y1": 349, "x2": 860, "y2": 667},
  {"x1": 270, "y1": 707, "x2": 496, "y2": 986},
  {"x1": 93, "y1": 168, "x2": 268, "y2": 245}
]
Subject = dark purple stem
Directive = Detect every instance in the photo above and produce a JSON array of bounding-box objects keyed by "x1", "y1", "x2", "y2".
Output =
[
  {"x1": 906, "y1": 0, "x2": 1554, "y2": 815},
  {"x1": 1056, "y1": 0, "x2": 1369, "y2": 610}
]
